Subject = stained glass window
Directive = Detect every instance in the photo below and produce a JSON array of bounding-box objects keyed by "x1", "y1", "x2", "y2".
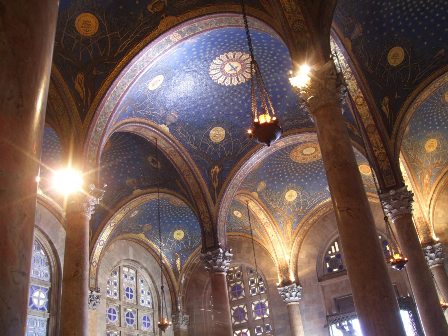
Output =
[
  {"x1": 105, "y1": 264, "x2": 155, "y2": 335},
  {"x1": 26, "y1": 239, "x2": 52, "y2": 336},
  {"x1": 228, "y1": 264, "x2": 274, "y2": 335}
]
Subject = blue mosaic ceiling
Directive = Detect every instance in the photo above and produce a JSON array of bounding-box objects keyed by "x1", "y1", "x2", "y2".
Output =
[
  {"x1": 334, "y1": 0, "x2": 448, "y2": 130},
  {"x1": 228, "y1": 139, "x2": 376, "y2": 234},
  {"x1": 109, "y1": 195, "x2": 202, "y2": 278},
  {"x1": 55, "y1": 0, "x2": 264, "y2": 119},
  {"x1": 402, "y1": 81, "x2": 448, "y2": 198},
  {"x1": 91, "y1": 132, "x2": 191, "y2": 233},
  {"x1": 108, "y1": 26, "x2": 312, "y2": 200}
]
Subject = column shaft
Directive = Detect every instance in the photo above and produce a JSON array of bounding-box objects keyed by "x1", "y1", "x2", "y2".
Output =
[
  {"x1": 60, "y1": 199, "x2": 91, "y2": 336},
  {"x1": 210, "y1": 272, "x2": 233, "y2": 336},
  {"x1": 299, "y1": 62, "x2": 405, "y2": 336},
  {"x1": 392, "y1": 213, "x2": 448, "y2": 336},
  {"x1": 287, "y1": 303, "x2": 304, "y2": 336},
  {"x1": 0, "y1": 0, "x2": 58, "y2": 334},
  {"x1": 432, "y1": 265, "x2": 448, "y2": 302}
]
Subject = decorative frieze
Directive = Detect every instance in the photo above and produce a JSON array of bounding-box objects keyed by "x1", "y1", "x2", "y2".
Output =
[
  {"x1": 201, "y1": 247, "x2": 233, "y2": 273},
  {"x1": 277, "y1": 282, "x2": 303, "y2": 304},
  {"x1": 424, "y1": 242, "x2": 445, "y2": 268},
  {"x1": 88, "y1": 288, "x2": 101, "y2": 310},
  {"x1": 380, "y1": 186, "x2": 414, "y2": 221}
]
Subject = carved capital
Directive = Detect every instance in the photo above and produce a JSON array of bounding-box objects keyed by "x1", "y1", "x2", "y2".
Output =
[
  {"x1": 67, "y1": 184, "x2": 105, "y2": 218},
  {"x1": 277, "y1": 282, "x2": 302, "y2": 304},
  {"x1": 201, "y1": 247, "x2": 233, "y2": 273},
  {"x1": 172, "y1": 312, "x2": 189, "y2": 330},
  {"x1": 296, "y1": 60, "x2": 346, "y2": 114},
  {"x1": 88, "y1": 288, "x2": 101, "y2": 310},
  {"x1": 424, "y1": 242, "x2": 445, "y2": 268},
  {"x1": 380, "y1": 186, "x2": 414, "y2": 221}
]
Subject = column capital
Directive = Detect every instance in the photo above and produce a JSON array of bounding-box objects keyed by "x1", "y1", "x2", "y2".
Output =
[
  {"x1": 424, "y1": 242, "x2": 445, "y2": 268},
  {"x1": 295, "y1": 60, "x2": 346, "y2": 114},
  {"x1": 88, "y1": 288, "x2": 101, "y2": 310},
  {"x1": 380, "y1": 186, "x2": 414, "y2": 221},
  {"x1": 277, "y1": 282, "x2": 303, "y2": 304},
  {"x1": 201, "y1": 247, "x2": 233, "y2": 273},
  {"x1": 67, "y1": 184, "x2": 105, "y2": 218},
  {"x1": 172, "y1": 312, "x2": 189, "y2": 330}
]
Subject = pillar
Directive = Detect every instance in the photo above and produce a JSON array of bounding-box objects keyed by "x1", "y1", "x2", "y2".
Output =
[
  {"x1": 278, "y1": 283, "x2": 304, "y2": 336},
  {"x1": 201, "y1": 247, "x2": 233, "y2": 336},
  {"x1": 172, "y1": 312, "x2": 189, "y2": 336},
  {"x1": 381, "y1": 187, "x2": 448, "y2": 336},
  {"x1": 424, "y1": 242, "x2": 448, "y2": 302},
  {"x1": 60, "y1": 186, "x2": 103, "y2": 336},
  {"x1": 296, "y1": 61, "x2": 406, "y2": 336},
  {"x1": 0, "y1": 1, "x2": 58, "y2": 334}
]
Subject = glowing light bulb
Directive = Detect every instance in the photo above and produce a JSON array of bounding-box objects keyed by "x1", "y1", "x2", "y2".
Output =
[
  {"x1": 289, "y1": 63, "x2": 311, "y2": 89},
  {"x1": 52, "y1": 168, "x2": 83, "y2": 195}
]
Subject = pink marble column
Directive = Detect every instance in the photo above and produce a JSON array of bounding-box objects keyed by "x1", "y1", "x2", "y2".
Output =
[
  {"x1": 296, "y1": 61, "x2": 406, "y2": 336},
  {"x1": 381, "y1": 187, "x2": 448, "y2": 336},
  {"x1": 60, "y1": 186, "x2": 103, "y2": 336},
  {"x1": 424, "y1": 242, "x2": 448, "y2": 302},
  {"x1": 278, "y1": 283, "x2": 304, "y2": 336},
  {"x1": 0, "y1": 1, "x2": 58, "y2": 334},
  {"x1": 202, "y1": 248, "x2": 233, "y2": 336}
]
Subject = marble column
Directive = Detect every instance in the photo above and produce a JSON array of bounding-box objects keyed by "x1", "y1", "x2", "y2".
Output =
[
  {"x1": 381, "y1": 187, "x2": 448, "y2": 336},
  {"x1": 278, "y1": 283, "x2": 304, "y2": 336},
  {"x1": 424, "y1": 242, "x2": 448, "y2": 302},
  {"x1": 60, "y1": 186, "x2": 103, "y2": 336},
  {"x1": 172, "y1": 312, "x2": 189, "y2": 336},
  {"x1": 201, "y1": 247, "x2": 233, "y2": 336},
  {"x1": 0, "y1": 1, "x2": 58, "y2": 334},
  {"x1": 296, "y1": 61, "x2": 406, "y2": 336}
]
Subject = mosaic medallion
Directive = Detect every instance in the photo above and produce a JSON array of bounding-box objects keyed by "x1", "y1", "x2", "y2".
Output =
[
  {"x1": 285, "y1": 189, "x2": 298, "y2": 202},
  {"x1": 209, "y1": 127, "x2": 226, "y2": 143},
  {"x1": 387, "y1": 46, "x2": 405, "y2": 66},
  {"x1": 173, "y1": 229, "x2": 185, "y2": 240},
  {"x1": 425, "y1": 138, "x2": 438, "y2": 153},
  {"x1": 209, "y1": 52, "x2": 251, "y2": 86},
  {"x1": 444, "y1": 91, "x2": 448, "y2": 103},
  {"x1": 147, "y1": 75, "x2": 164, "y2": 90},
  {"x1": 358, "y1": 164, "x2": 372, "y2": 175},
  {"x1": 233, "y1": 210, "x2": 242, "y2": 218},
  {"x1": 75, "y1": 13, "x2": 99, "y2": 37},
  {"x1": 290, "y1": 142, "x2": 321, "y2": 163}
]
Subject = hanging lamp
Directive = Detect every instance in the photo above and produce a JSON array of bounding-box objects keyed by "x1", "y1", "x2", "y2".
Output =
[
  {"x1": 154, "y1": 138, "x2": 172, "y2": 332},
  {"x1": 241, "y1": 0, "x2": 282, "y2": 146},
  {"x1": 331, "y1": 51, "x2": 408, "y2": 271}
]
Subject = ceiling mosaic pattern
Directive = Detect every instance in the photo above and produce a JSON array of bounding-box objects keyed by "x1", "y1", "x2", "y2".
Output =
[
  {"x1": 109, "y1": 196, "x2": 202, "y2": 277},
  {"x1": 334, "y1": 0, "x2": 448, "y2": 130},
  {"x1": 109, "y1": 26, "x2": 312, "y2": 200},
  {"x1": 91, "y1": 132, "x2": 190, "y2": 233},
  {"x1": 401, "y1": 81, "x2": 448, "y2": 199},
  {"x1": 55, "y1": 0, "x2": 264, "y2": 118},
  {"x1": 38, "y1": 126, "x2": 64, "y2": 203},
  {"x1": 230, "y1": 140, "x2": 375, "y2": 233}
]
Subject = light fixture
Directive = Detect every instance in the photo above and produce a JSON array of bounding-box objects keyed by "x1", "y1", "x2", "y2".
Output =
[
  {"x1": 52, "y1": 167, "x2": 83, "y2": 195},
  {"x1": 241, "y1": 0, "x2": 282, "y2": 146},
  {"x1": 154, "y1": 138, "x2": 172, "y2": 332},
  {"x1": 383, "y1": 216, "x2": 408, "y2": 270},
  {"x1": 289, "y1": 64, "x2": 311, "y2": 89}
]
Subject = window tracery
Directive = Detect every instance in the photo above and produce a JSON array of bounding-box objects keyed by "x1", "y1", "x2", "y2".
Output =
[
  {"x1": 105, "y1": 264, "x2": 155, "y2": 335},
  {"x1": 227, "y1": 264, "x2": 274, "y2": 336}
]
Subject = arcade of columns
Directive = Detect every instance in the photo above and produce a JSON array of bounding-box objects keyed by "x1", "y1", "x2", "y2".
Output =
[{"x1": 1, "y1": 1, "x2": 448, "y2": 336}]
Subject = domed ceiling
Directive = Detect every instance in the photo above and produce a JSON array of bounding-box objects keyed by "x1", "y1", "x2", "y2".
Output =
[
  {"x1": 401, "y1": 78, "x2": 448, "y2": 200},
  {"x1": 106, "y1": 24, "x2": 312, "y2": 200},
  {"x1": 334, "y1": 0, "x2": 448, "y2": 130},
  {"x1": 91, "y1": 132, "x2": 191, "y2": 233}
]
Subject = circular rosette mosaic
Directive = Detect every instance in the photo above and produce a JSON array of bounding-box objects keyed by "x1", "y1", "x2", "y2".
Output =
[
  {"x1": 289, "y1": 142, "x2": 321, "y2": 163},
  {"x1": 209, "y1": 52, "x2": 252, "y2": 86}
]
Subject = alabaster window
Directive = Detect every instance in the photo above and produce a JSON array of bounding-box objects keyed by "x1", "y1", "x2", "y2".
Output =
[
  {"x1": 106, "y1": 264, "x2": 155, "y2": 335},
  {"x1": 26, "y1": 239, "x2": 53, "y2": 336},
  {"x1": 324, "y1": 235, "x2": 391, "y2": 274},
  {"x1": 227, "y1": 264, "x2": 274, "y2": 336}
]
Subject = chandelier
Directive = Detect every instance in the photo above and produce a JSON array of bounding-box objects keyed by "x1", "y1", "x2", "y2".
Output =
[
  {"x1": 154, "y1": 138, "x2": 172, "y2": 332},
  {"x1": 241, "y1": 0, "x2": 282, "y2": 146}
]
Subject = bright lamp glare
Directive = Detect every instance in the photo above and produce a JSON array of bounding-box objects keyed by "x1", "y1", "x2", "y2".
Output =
[
  {"x1": 52, "y1": 168, "x2": 83, "y2": 195},
  {"x1": 289, "y1": 63, "x2": 311, "y2": 89}
]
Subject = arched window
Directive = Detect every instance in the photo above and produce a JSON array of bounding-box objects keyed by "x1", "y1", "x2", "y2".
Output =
[
  {"x1": 26, "y1": 238, "x2": 52, "y2": 335},
  {"x1": 105, "y1": 264, "x2": 155, "y2": 335},
  {"x1": 227, "y1": 264, "x2": 274, "y2": 336},
  {"x1": 324, "y1": 235, "x2": 391, "y2": 275}
]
